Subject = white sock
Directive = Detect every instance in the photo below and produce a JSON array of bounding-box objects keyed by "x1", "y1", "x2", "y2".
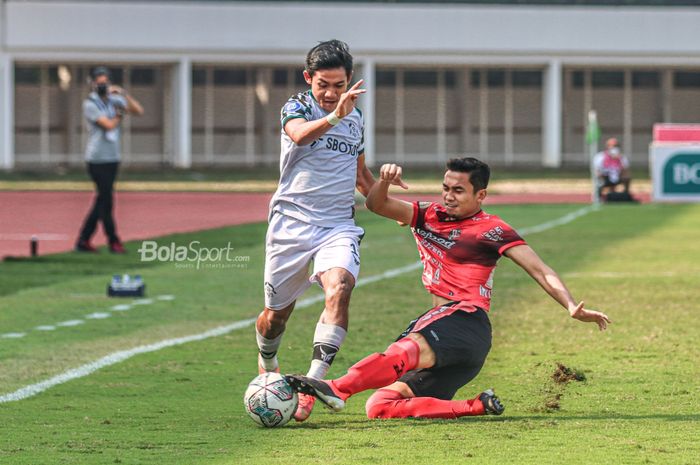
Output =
[
  {"x1": 256, "y1": 328, "x2": 282, "y2": 371},
  {"x1": 306, "y1": 322, "x2": 347, "y2": 379}
]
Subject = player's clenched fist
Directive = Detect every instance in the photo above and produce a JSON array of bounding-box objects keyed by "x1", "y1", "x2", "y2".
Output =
[
  {"x1": 334, "y1": 80, "x2": 366, "y2": 118},
  {"x1": 379, "y1": 164, "x2": 409, "y2": 190}
]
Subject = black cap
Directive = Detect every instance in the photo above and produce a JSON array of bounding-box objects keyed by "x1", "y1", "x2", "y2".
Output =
[{"x1": 91, "y1": 66, "x2": 111, "y2": 80}]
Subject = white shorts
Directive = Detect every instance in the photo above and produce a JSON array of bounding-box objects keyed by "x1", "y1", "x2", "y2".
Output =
[{"x1": 263, "y1": 212, "x2": 364, "y2": 310}]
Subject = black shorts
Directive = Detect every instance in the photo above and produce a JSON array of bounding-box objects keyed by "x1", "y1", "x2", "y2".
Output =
[
  {"x1": 397, "y1": 305, "x2": 492, "y2": 400},
  {"x1": 600, "y1": 175, "x2": 623, "y2": 188}
]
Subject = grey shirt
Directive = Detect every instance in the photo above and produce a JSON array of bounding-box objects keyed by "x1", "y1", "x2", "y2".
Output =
[
  {"x1": 83, "y1": 92, "x2": 127, "y2": 163},
  {"x1": 269, "y1": 90, "x2": 365, "y2": 227}
]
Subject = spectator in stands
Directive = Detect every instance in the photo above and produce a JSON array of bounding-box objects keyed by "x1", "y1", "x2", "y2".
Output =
[
  {"x1": 75, "y1": 66, "x2": 144, "y2": 254},
  {"x1": 594, "y1": 137, "x2": 631, "y2": 200}
]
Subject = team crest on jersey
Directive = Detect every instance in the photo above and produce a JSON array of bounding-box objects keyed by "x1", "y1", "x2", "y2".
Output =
[{"x1": 448, "y1": 229, "x2": 461, "y2": 240}]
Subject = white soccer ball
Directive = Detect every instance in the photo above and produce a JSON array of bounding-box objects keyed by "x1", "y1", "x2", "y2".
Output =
[{"x1": 244, "y1": 372, "x2": 298, "y2": 427}]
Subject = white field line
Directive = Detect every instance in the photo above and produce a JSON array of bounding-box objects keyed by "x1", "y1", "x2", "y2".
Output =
[
  {"x1": 111, "y1": 304, "x2": 132, "y2": 311},
  {"x1": 564, "y1": 271, "x2": 698, "y2": 279},
  {"x1": 0, "y1": 206, "x2": 594, "y2": 403},
  {"x1": 0, "y1": 295, "x2": 175, "y2": 342},
  {"x1": 516, "y1": 204, "x2": 598, "y2": 236},
  {"x1": 85, "y1": 312, "x2": 111, "y2": 320}
]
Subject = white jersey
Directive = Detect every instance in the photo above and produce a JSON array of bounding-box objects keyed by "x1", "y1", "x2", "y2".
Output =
[{"x1": 269, "y1": 90, "x2": 365, "y2": 227}]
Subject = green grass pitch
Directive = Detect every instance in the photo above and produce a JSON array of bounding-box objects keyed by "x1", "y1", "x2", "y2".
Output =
[{"x1": 1, "y1": 203, "x2": 699, "y2": 465}]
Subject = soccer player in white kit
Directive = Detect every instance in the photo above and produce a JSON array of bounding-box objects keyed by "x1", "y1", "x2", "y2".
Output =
[{"x1": 255, "y1": 40, "x2": 380, "y2": 421}]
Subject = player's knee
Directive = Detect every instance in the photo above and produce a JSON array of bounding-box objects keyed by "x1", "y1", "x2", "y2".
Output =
[
  {"x1": 326, "y1": 275, "x2": 355, "y2": 300},
  {"x1": 365, "y1": 389, "x2": 406, "y2": 419},
  {"x1": 260, "y1": 307, "x2": 291, "y2": 332},
  {"x1": 365, "y1": 400, "x2": 387, "y2": 419},
  {"x1": 365, "y1": 392, "x2": 392, "y2": 419}
]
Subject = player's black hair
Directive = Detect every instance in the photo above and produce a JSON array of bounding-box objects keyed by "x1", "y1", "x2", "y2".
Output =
[
  {"x1": 305, "y1": 40, "x2": 353, "y2": 78},
  {"x1": 91, "y1": 66, "x2": 111, "y2": 80},
  {"x1": 446, "y1": 157, "x2": 490, "y2": 192}
]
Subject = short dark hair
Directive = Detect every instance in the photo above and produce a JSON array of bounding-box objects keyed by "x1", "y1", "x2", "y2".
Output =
[
  {"x1": 305, "y1": 40, "x2": 353, "y2": 78},
  {"x1": 91, "y1": 66, "x2": 111, "y2": 80},
  {"x1": 446, "y1": 157, "x2": 490, "y2": 192}
]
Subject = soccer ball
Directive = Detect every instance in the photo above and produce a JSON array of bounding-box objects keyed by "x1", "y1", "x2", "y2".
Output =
[{"x1": 244, "y1": 372, "x2": 298, "y2": 427}]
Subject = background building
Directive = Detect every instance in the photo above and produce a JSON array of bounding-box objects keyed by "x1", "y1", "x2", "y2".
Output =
[{"x1": 1, "y1": 0, "x2": 700, "y2": 170}]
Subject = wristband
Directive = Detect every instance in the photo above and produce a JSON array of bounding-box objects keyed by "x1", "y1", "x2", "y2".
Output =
[{"x1": 326, "y1": 111, "x2": 341, "y2": 126}]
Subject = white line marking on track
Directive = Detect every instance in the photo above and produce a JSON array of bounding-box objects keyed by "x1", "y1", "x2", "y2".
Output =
[
  {"x1": 1, "y1": 332, "x2": 26, "y2": 339},
  {"x1": 34, "y1": 325, "x2": 56, "y2": 331},
  {"x1": 0, "y1": 205, "x2": 594, "y2": 403},
  {"x1": 156, "y1": 295, "x2": 175, "y2": 301},
  {"x1": 133, "y1": 299, "x2": 154, "y2": 305}
]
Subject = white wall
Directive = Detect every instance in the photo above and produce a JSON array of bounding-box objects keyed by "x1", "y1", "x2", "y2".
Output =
[
  {"x1": 6, "y1": 1, "x2": 700, "y2": 61},
  {"x1": 4, "y1": 1, "x2": 700, "y2": 169}
]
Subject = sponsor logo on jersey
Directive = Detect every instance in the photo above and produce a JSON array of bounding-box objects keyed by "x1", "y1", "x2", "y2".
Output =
[
  {"x1": 482, "y1": 226, "x2": 504, "y2": 242},
  {"x1": 281, "y1": 93, "x2": 312, "y2": 122},
  {"x1": 283, "y1": 100, "x2": 304, "y2": 115},
  {"x1": 420, "y1": 239, "x2": 444, "y2": 258},
  {"x1": 348, "y1": 121, "x2": 361, "y2": 139},
  {"x1": 325, "y1": 136, "x2": 360, "y2": 157},
  {"x1": 415, "y1": 228, "x2": 457, "y2": 249}
]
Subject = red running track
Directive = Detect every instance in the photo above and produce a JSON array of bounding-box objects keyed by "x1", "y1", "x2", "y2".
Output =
[
  {"x1": 1, "y1": 190, "x2": 644, "y2": 258},
  {"x1": 0, "y1": 191, "x2": 273, "y2": 258}
]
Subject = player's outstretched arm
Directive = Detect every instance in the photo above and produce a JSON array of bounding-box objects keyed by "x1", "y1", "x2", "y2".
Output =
[
  {"x1": 504, "y1": 244, "x2": 611, "y2": 331},
  {"x1": 284, "y1": 80, "x2": 366, "y2": 146},
  {"x1": 365, "y1": 163, "x2": 413, "y2": 225}
]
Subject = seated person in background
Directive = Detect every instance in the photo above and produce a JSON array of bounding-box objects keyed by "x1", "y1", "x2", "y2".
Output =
[{"x1": 594, "y1": 138, "x2": 631, "y2": 199}]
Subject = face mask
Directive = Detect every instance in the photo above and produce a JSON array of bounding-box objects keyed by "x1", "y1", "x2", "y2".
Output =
[
  {"x1": 96, "y1": 83, "x2": 108, "y2": 97},
  {"x1": 609, "y1": 147, "x2": 620, "y2": 156}
]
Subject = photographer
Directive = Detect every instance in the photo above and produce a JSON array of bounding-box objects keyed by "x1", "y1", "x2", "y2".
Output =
[
  {"x1": 594, "y1": 137, "x2": 632, "y2": 201},
  {"x1": 75, "y1": 66, "x2": 144, "y2": 254}
]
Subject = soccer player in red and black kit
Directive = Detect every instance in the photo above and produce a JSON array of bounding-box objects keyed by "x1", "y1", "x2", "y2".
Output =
[{"x1": 286, "y1": 157, "x2": 611, "y2": 419}]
